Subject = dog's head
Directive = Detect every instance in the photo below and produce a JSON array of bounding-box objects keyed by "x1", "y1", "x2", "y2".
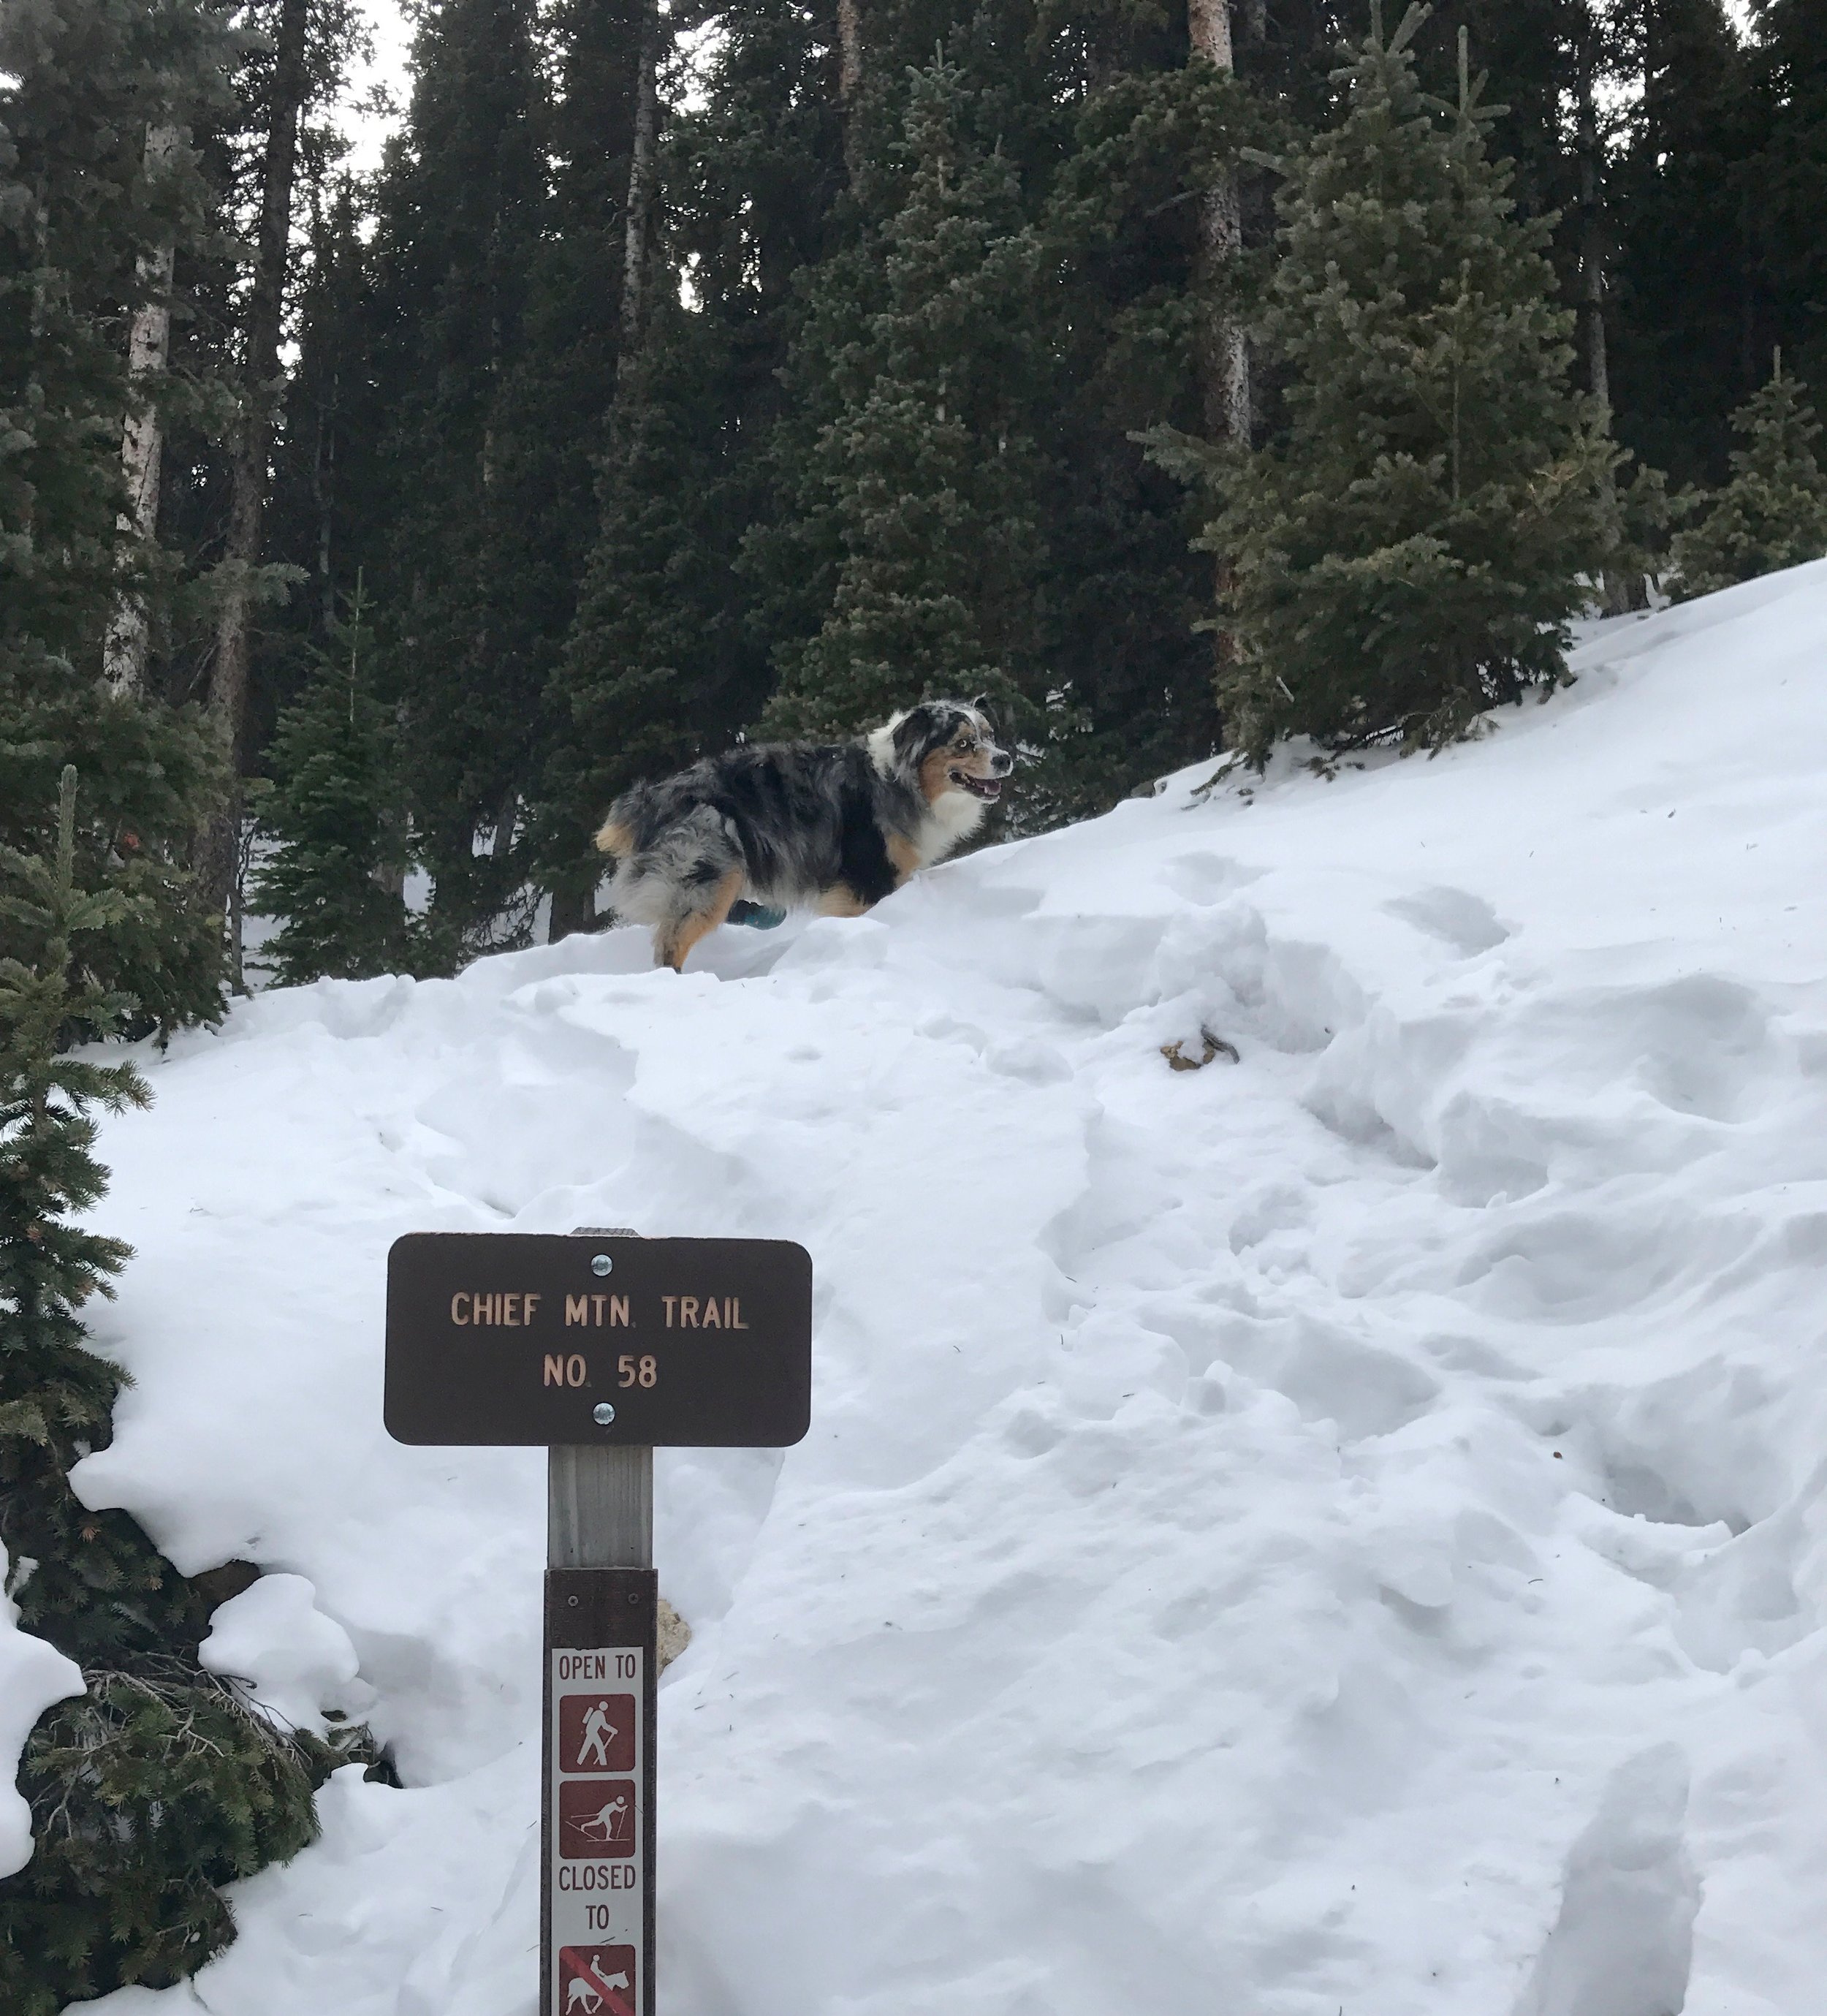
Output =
[{"x1": 873, "y1": 700, "x2": 1014, "y2": 808}]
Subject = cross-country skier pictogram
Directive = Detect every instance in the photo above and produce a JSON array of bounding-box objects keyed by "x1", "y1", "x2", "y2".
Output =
[
  {"x1": 558, "y1": 1777, "x2": 637, "y2": 1856},
  {"x1": 577, "y1": 1792, "x2": 630, "y2": 1843}
]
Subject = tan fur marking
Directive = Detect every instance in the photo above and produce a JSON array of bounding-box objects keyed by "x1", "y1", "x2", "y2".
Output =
[
  {"x1": 596, "y1": 819, "x2": 634, "y2": 857},
  {"x1": 658, "y1": 868, "x2": 744, "y2": 972},
  {"x1": 815, "y1": 883, "x2": 870, "y2": 918},
  {"x1": 917, "y1": 748, "x2": 954, "y2": 806},
  {"x1": 886, "y1": 833, "x2": 922, "y2": 884}
]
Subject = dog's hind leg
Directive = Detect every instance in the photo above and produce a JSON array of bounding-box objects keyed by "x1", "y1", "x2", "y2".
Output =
[{"x1": 657, "y1": 868, "x2": 745, "y2": 972}]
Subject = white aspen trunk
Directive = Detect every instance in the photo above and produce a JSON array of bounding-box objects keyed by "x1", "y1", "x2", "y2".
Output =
[
  {"x1": 1188, "y1": 0, "x2": 1249, "y2": 450},
  {"x1": 619, "y1": 0, "x2": 661, "y2": 365},
  {"x1": 1188, "y1": 0, "x2": 1249, "y2": 697},
  {"x1": 837, "y1": 0, "x2": 863, "y2": 183},
  {"x1": 102, "y1": 123, "x2": 181, "y2": 698}
]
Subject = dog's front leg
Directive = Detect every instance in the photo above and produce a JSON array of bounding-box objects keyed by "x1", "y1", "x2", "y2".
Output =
[{"x1": 658, "y1": 868, "x2": 745, "y2": 971}]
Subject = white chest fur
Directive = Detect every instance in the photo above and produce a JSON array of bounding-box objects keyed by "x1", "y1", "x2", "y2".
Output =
[{"x1": 914, "y1": 786, "x2": 987, "y2": 864}]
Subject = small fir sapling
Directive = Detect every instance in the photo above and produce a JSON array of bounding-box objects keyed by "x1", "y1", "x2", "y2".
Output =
[
  {"x1": 253, "y1": 575, "x2": 414, "y2": 984},
  {"x1": 1671, "y1": 354, "x2": 1827, "y2": 599},
  {"x1": 0, "y1": 769, "x2": 354, "y2": 2014}
]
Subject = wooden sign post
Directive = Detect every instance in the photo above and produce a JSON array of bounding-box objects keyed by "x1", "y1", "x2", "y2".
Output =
[{"x1": 384, "y1": 1229, "x2": 813, "y2": 2016}]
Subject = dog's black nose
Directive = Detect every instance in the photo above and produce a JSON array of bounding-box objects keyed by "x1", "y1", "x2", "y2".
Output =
[{"x1": 990, "y1": 749, "x2": 1014, "y2": 776}]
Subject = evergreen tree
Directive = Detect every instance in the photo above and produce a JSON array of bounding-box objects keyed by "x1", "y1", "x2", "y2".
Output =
[
  {"x1": 531, "y1": 0, "x2": 845, "y2": 930},
  {"x1": 1752, "y1": 0, "x2": 1827, "y2": 392},
  {"x1": 1037, "y1": 41, "x2": 1260, "y2": 806},
  {"x1": 745, "y1": 0, "x2": 1272, "y2": 822},
  {"x1": 260, "y1": 176, "x2": 375, "y2": 720},
  {"x1": 0, "y1": 0, "x2": 235, "y2": 1034},
  {"x1": 253, "y1": 579, "x2": 414, "y2": 982},
  {"x1": 538, "y1": 300, "x2": 773, "y2": 928},
  {"x1": 365, "y1": 0, "x2": 603, "y2": 962},
  {"x1": 1179, "y1": 7, "x2": 1615, "y2": 762},
  {"x1": 1611, "y1": 0, "x2": 1760, "y2": 486},
  {"x1": 0, "y1": 770, "x2": 344, "y2": 2012},
  {"x1": 761, "y1": 48, "x2": 1054, "y2": 757},
  {"x1": 1669, "y1": 355, "x2": 1827, "y2": 596}
]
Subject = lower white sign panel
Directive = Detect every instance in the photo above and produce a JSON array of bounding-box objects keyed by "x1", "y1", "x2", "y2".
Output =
[{"x1": 550, "y1": 1646, "x2": 644, "y2": 2016}]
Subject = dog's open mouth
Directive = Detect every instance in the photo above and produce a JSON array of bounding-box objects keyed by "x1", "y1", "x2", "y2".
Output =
[{"x1": 951, "y1": 770, "x2": 1003, "y2": 800}]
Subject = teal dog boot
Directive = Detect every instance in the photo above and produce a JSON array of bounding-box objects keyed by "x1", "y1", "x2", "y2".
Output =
[{"x1": 727, "y1": 899, "x2": 788, "y2": 929}]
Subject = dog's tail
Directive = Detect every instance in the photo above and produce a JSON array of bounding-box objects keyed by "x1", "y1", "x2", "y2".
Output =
[{"x1": 594, "y1": 783, "x2": 650, "y2": 859}]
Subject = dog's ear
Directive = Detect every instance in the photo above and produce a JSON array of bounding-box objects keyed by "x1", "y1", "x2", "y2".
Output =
[{"x1": 890, "y1": 703, "x2": 941, "y2": 765}]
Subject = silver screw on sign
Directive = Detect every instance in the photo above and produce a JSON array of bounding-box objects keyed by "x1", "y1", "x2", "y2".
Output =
[
  {"x1": 593, "y1": 1402, "x2": 616, "y2": 1425},
  {"x1": 591, "y1": 1253, "x2": 613, "y2": 1277}
]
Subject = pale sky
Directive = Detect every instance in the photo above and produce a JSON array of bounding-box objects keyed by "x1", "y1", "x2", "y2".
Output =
[
  {"x1": 328, "y1": 0, "x2": 1759, "y2": 181},
  {"x1": 335, "y1": 0, "x2": 415, "y2": 176}
]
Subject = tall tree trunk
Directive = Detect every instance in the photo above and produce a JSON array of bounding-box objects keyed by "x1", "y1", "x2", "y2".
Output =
[
  {"x1": 1188, "y1": 0, "x2": 1249, "y2": 690},
  {"x1": 618, "y1": 0, "x2": 661, "y2": 368},
  {"x1": 102, "y1": 124, "x2": 181, "y2": 698},
  {"x1": 1576, "y1": 67, "x2": 1609, "y2": 415},
  {"x1": 312, "y1": 372, "x2": 337, "y2": 633},
  {"x1": 550, "y1": 0, "x2": 663, "y2": 946},
  {"x1": 205, "y1": 0, "x2": 311, "y2": 970},
  {"x1": 837, "y1": 0, "x2": 863, "y2": 184},
  {"x1": 1576, "y1": 30, "x2": 1634, "y2": 615},
  {"x1": 1189, "y1": 0, "x2": 1249, "y2": 447}
]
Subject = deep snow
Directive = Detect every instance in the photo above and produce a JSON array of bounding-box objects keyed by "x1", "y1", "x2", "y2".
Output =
[{"x1": 10, "y1": 560, "x2": 1827, "y2": 2015}]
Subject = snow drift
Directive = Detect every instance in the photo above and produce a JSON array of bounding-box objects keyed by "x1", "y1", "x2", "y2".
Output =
[{"x1": 30, "y1": 561, "x2": 1827, "y2": 2015}]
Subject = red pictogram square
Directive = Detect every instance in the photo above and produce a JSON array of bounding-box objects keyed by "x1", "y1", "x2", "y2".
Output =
[
  {"x1": 558, "y1": 1777, "x2": 637, "y2": 1857},
  {"x1": 557, "y1": 1944, "x2": 636, "y2": 2015},
  {"x1": 558, "y1": 1692, "x2": 636, "y2": 1775}
]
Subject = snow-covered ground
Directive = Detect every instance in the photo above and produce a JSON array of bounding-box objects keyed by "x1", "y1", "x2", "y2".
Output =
[{"x1": 17, "y1": 561, "x2": 1827, "y2": 2015}]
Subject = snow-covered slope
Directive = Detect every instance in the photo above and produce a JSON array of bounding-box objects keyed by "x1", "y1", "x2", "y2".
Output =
[{"x1": 50, "y1": 561, "x2": 1827, "y2": 2016}]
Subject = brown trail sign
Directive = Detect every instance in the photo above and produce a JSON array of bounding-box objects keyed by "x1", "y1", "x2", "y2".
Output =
[
  {"x1": 385, "y1": 1232, "x2": 812, "y2": 1446},
  {"x1": 385, "y1": 1229, "x2": 813, "y2": 2016}
]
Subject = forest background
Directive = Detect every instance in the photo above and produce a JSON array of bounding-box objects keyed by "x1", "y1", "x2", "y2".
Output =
[{"x1": 4, "y1": 0, "x2": 1827, "y2": 995}]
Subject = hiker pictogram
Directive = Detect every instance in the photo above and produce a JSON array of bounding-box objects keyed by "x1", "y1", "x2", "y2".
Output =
[
  {"x1": 558, "y1": 1944, "x2": 636, "y2": 2015},
  {"x1": 559, "y1": 1691, "x2": 635, "y2": 1774},
  {"x1": 559, "y1": 1777, "x2": 637, "y2": 1856}
]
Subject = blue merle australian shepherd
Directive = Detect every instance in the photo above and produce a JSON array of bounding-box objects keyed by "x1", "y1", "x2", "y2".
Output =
[{"x1": 596, "y1": 701, "x2": 1014, "y2": 970}]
